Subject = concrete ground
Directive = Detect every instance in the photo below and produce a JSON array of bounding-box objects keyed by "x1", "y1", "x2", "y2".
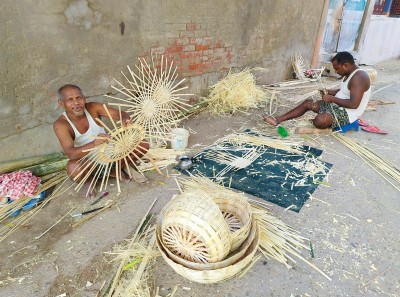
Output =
[{"x1": 0, "y1": 60, "x2": 399, "y2": 297}]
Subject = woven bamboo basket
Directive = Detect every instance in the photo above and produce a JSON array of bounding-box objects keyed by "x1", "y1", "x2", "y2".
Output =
[
  {"x1": 180, "y1": 177, "x2": 252, "y2": 251},
  {"x1": 156, "y1": 216, "x2": 256, "y2": 270},
  {"x1": 159, "y1": 190, "x2": 231, "y2": 263},
  {"x1": 157, "y1": 221, "x2": 260, "y2": 284},
  {"x1": 212, "y1": 190, "x2": 252, "y2": 251}
]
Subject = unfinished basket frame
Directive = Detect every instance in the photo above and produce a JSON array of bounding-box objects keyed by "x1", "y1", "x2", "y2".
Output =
[
  {"x1": 159, "y1": 190, "x2": 231, "y2": 263},
  {"x1": 106, "y1": 54, "x2": 193, "y2": 145},
  {"x1": 73, "y1": 104, "x2": 148, "y2": 195},
  {"x1": 157, "y1": 221, "x2": 260, "y2": 284}
]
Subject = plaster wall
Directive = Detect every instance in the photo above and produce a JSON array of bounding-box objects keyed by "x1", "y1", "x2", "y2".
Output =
[
  {"x1": 0, "y1": 0, "x2": 324, "y2": 162},
  {"x1": 359, "y1": 15, "x2": 400, "y2": 65}
]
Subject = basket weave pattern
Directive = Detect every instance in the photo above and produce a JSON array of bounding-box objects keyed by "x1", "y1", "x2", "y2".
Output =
[{"x1": 159, "y1": 190, "x2": 231, "y2": 263}]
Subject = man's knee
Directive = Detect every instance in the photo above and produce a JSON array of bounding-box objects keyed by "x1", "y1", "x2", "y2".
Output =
[
  {"x1": 66, "y1": 160, "x2": 80, "y2": 179},
  {"x1": 313, "y1": 113, "x2": 333, "y2": 129}
]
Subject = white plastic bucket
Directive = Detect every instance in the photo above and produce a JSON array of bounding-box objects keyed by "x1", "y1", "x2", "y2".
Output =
[{"x1": 171, "y1": 128, "x2": 189, "y2": 151}]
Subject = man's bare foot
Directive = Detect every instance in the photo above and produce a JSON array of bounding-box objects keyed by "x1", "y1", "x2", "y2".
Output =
[
  {"x1": 110, "y1": 168, "x2": 131, "y2": 183},
  {"x1": 128, "y1": 168, "x2": 148, "y2": 183},
  {"x1": 262, "y1": 115, "x2": 278, "y2": 126}
]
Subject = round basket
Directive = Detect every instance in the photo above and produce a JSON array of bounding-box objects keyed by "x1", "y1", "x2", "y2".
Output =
[
  {"x1": 157, "y1": 221, "x2": 260, "y2": 284},
  {"x1": 159, "y1": 190, "x2": 231, "y2": 263},
  {"x1": 212, "y1": 190, "x2": 252, "y2": 251},
  {"x1": 157, "y1": 216, "x2": 257, "y2": 270}
]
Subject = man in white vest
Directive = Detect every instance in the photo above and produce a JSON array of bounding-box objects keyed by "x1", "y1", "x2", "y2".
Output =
[
  {"x1": 53, "y1": 84, "x2": 148, "y2": 190},
  {"x1": 262, "y1": 51, "x2": 371, "y2": 130}
]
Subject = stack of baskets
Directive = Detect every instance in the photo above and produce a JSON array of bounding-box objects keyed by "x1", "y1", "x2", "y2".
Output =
[{"x1": 156, "y1": 188, "x2": 259, "y2": 283}]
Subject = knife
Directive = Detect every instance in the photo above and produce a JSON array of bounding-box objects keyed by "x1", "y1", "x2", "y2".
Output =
[
  {"x1": 71, "y1": 206, "x2": 105, "y2": 218},
  {"x1": 90, "y1": 191, "x2": 109, "y2": 206}
]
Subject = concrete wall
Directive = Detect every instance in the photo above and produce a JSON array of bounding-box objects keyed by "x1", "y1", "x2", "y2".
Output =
[
  {"x1": 359, "y1": 15, "x2": 400, "y2": 65},
  {"x1": 0, "y1": 0, "x2": 324, "y2": 162}
]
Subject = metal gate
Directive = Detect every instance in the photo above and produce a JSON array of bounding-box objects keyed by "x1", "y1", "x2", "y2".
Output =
[{"x1": 320, "y1": 0, "x2": 368, "y2": 55}]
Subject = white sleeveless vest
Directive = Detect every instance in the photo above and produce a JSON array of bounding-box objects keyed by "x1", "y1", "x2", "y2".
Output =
[
  {"x1": 62, "y1": 109, "x2": 106, "y2": 147},
  {"x1": 335, "y1": 68, "x2": 371, "y2": 123}
]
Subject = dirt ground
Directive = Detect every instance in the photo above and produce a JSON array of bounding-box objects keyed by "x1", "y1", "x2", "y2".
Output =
[{"x1": 0, "y1": 60, "x2": 399, "y2": 297}]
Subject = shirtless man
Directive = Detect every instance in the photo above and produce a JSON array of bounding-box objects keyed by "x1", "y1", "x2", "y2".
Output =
[
  {"x1": 263, "y1": 52, "x2": 371, "y2": 130},
  {"x1": 53, "y1": 84, "x2": 149, "y2": 185}
]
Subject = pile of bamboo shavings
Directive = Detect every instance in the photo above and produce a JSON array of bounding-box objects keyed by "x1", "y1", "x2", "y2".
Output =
[
  {"x1": 106, "y1": 199, "x2": 159, "y2": 297},
  {"x1": 334, "y1": 134, "x2": 400, "y2": 191},
  {"x1": 203, "y1": 148, "x2": 263, "y2": 177},
  {"x1": 222, "y1": 132, "x2": 304, "y2": 155},
  {"x1": 179, "y1": 175, "x2": 331, "y2": 281},
  {"x1": 206, "y1": 68, "x2": 270, "y2": 114},
  {"x1": 106, "y1": 224, "x2": 159, "y2": 297}
]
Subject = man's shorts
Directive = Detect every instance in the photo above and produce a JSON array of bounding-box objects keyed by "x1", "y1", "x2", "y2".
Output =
[{"x1": 319, "y1": 102, "x2": 350, "y2": 129}]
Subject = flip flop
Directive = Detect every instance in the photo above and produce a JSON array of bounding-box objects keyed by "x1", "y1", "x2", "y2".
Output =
[
  {"x1": 358, "y1": 119, "x2": 369, "y2": 127},
  {"x1": 361, "y1": 125, "x2": 388, "y2": 134}
]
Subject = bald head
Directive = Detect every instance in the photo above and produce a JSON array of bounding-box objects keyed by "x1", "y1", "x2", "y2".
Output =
[{"x1": 57, "y1": 84, "x2": 84, "y2": 101}]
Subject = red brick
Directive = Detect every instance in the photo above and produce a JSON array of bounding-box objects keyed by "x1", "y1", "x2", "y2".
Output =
[
  {"x1": 166, "y1": 46, "x2": 183, "y2": 53},
  {"x1": 186, "y1": 23, "x2": 196, "y2": 31},
  {"x1": 177, "y1": 66, "x2": 186, "y2": 72},
  {"x1": 195, "y1": 44, "x2": 208, "y2": 51},
  {"x1": 189, "y1": 63, "x2": 202, "y2": 70}
]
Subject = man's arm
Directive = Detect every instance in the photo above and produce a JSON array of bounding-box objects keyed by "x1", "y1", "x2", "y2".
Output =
[
  {"x1": 327, "y1": 89, "x2": 339, "y2": 96},
  {"x1": 322, "y1": 72, "x2": 369, "y2": 109},
  {"x1": 53, "y1": 120, "x2": 108, "y2": 160},
  {"x1": 87, "y1": 102, "x2": 131, "y2": 126}
]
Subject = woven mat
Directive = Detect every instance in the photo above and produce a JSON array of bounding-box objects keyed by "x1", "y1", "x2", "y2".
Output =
[{"x1": 181, "y1": 130, "x2": 332, "y2": 212}]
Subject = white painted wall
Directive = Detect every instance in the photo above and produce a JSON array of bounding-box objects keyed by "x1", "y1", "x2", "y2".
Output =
[{"x1": 359, "y1": 15, "x2": 400, "y2": 65}]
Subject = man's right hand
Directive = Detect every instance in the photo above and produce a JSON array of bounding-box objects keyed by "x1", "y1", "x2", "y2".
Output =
[{"x1": 93, "y1": 133, "x2": 111, "y2": 147}]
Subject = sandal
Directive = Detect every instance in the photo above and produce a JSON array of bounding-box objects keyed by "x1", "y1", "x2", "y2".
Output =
[{"x1": 361, "y1": 125, "x2": 388, "y2": 135}]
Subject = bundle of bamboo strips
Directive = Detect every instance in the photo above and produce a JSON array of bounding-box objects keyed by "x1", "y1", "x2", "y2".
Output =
[
  {"x1": 334, "y1": 134, "x2": 400, "y2": 191},
  {"x1": 136, "y1": 148, "x2": 179, "y2": 172},
  {"x1": 107, "y1": 55, "x2": 193, "y2": 145},
  {"x1": 206, "y1": 68, "x2": 270, "y2": 114}
]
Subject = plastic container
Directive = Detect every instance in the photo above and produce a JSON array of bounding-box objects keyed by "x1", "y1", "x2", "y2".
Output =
[{"x1": 171, "y1": 128, "x2": 189, "y2": 151}]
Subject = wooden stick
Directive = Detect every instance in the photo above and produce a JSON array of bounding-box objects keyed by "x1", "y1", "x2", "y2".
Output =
[
  {"x1": 35, "y1": 206, "x2": 77, "y2": 240},
  {"x1": 359, "y1": 267, "x2": 391, "y2": 289}
]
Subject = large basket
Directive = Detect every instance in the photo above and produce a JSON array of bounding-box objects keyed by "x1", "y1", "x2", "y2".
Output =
[
  {"x1": 212, "y1": 189, "x2": 252, "y2": 251},
  {"x1": 157, "y1": 221, "x2": 260, "y2": 284},
  {"x1": 159, "y1": 190, "x2": 231, "y2": 263},
  {"x1": 157, "y1": 216, "x2": 257, "y2": 270}
]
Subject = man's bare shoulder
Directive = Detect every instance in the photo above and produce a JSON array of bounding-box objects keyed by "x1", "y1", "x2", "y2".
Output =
[
  {"x1": 351, "y1": 69, "x2": 371, "y2": 90},
  {"x1": 53, "y1": 115, "x2": 70, "y2": 132}
]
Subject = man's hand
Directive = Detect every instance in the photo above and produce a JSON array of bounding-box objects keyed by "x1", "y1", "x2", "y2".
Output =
[
  {"x1": 322, "y1": 94, "x2": 334, "y2": 103},
  {"x1": 123, "y1": 117, "x2": 131, "y2": 127},
  {"x1": 93, "y1": 133, "x2": 111, "y2": 147},
  {"x1": 319, "y1": 88, "x2": 328, "y2": 97}
]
